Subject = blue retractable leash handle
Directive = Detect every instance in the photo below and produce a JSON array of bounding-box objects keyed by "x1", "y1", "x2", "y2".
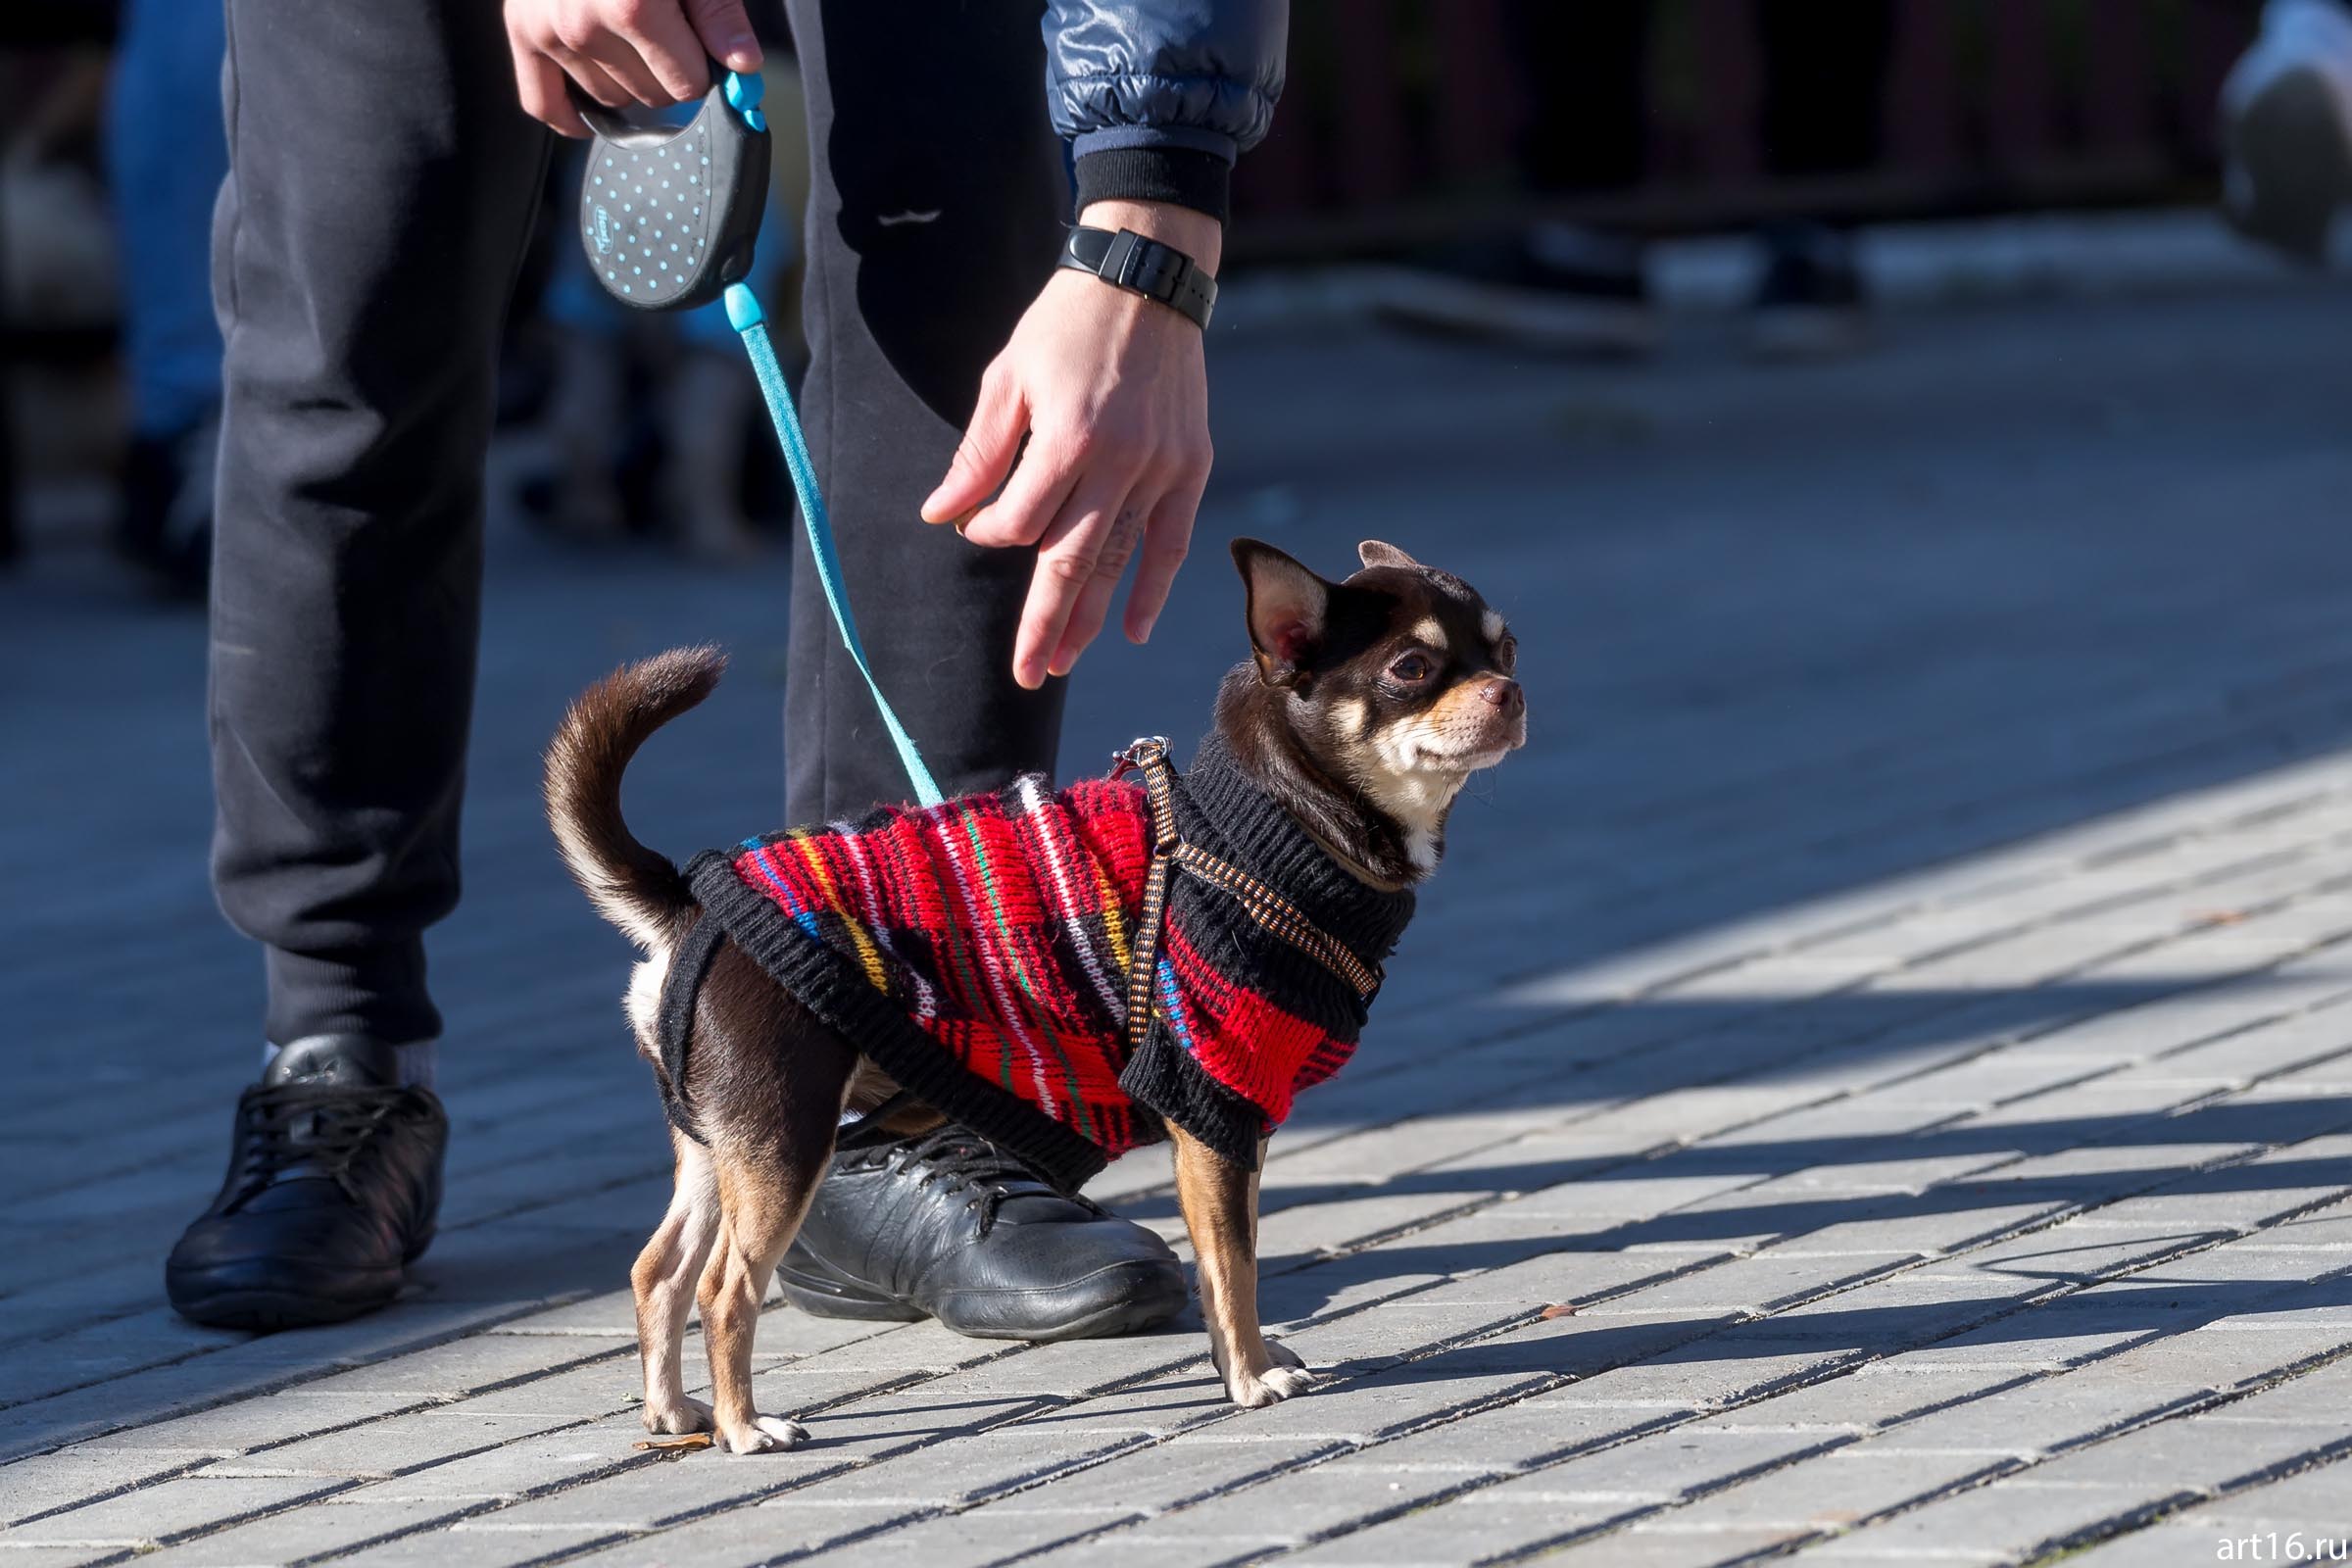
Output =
[{"x1": 574, "y1": 69, "x2": 945, "y2": 808}]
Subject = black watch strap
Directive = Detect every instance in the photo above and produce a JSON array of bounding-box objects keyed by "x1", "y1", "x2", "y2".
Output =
[{"x1": 1056, "y1": 225, "x2": 1217, "y2": 329}]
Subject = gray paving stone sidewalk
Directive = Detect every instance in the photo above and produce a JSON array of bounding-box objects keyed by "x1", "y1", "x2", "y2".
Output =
[{"x1": 7, "y1": 284, "x2": 2352, "y2": 1567}]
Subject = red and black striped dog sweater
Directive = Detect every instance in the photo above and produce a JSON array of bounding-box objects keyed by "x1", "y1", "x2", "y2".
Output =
[{"x1": 673, "y1": 736, "x2": 1416, "y2": 1191}]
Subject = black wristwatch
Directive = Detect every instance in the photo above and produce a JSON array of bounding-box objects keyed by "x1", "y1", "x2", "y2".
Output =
[{"x1": 1056, "y1": 225, "x2": 1217, "y2": 329}]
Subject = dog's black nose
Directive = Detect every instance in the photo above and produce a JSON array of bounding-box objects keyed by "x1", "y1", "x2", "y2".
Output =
[{"x1": 1480, "y1": 679, "x2": 1523, "y2": 714}]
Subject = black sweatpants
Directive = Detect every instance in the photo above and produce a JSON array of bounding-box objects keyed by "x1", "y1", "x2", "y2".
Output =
[{"x1": 210, "y1": 0, "x2": 1068, "y2": 1049}]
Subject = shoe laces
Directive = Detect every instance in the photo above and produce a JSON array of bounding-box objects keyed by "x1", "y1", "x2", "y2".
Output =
[
  {"x1": 839, "y1": 1122, "x2": 1105, "y2": 1238},
  {"x1": 227, "y1": 1082, "x2": 413, "y2": 1209}
]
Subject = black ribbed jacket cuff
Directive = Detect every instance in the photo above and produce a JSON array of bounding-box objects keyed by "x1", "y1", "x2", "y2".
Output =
[{"x1": 1073, "y1": 147, "x2": 1232, "y2": 226}]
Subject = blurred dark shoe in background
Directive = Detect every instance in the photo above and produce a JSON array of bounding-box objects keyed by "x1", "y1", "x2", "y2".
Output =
[
  {"x1": 1365, "y1": 225, "x2": 1656, "y2": 358},
  {"x1": 528, "y1": 330, "x2": 632, "y2": 545},
  {"x1": 2222, "y1": 0, "x2": 2352, "y2": 264},
  {"x1": 114, "y1": 412, "x2": 216, "y2": 601},
  {"x1": 664, "y1": 345, "x2": 764, "y2": 564},
  {"x1": 1747, "y1": 222, "x2": 1870, "y2": 363}
]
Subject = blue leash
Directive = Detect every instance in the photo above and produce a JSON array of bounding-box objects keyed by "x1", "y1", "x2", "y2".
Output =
[
  {"x1": 574, "y1": 67, "x2": 944, "y2": 808},
  {"x1": 723, "y1": 281, "x2": 946, "y2": 808}
]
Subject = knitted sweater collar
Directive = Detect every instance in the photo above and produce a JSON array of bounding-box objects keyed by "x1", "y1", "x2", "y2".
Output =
[{"x1": 1173, "y1": 732, "x2": 1419, "y2": 972}]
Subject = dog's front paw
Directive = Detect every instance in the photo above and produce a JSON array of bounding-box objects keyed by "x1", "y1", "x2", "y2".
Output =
[
  {"x1": 642, "y1": 1395, "x2": 713, "y2": 1436},
  {"x1": 1266, "y1": 1338, "x2": 1304, "y2": 1371},
  {"x1": 718, "y1": 1414, "x2": 808, "y2": 1454},
  {"x1": 1226, "y1": 1352, "x2": 1315, "y2": 1409}
]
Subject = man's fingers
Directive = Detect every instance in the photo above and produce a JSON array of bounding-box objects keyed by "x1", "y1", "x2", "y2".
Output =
[
  {"x1": 1013, "y1": 478, "x2": 1138, "y2": 689},
  {"x1": 514, "y1": 53, "x2": 594, "y2": 136},
  {"x1": 960, "y1": 424, "x2": 1089, "y2": 551},
  {"x1": 570, "y1": 32, "x2": 670, "y2": 105},
  {"x1": 1048, "y1": 492, "x2": 1151, "y2": 678},
  {"x1": 613, "y1": 0, "x2": 712, "y2": 101},
  {"x1": 922, "y1": 368, "x2": 1027, "y2": 526},
  {"x1": 683, "y1": 0, "x2": 764, "y2": 72},
  {"x1": 547, "y1": 47, "x2": 632, "y2": 108},
  {"x1": 1123, "y1": 483, "x2": 1200, "y2": 644}
]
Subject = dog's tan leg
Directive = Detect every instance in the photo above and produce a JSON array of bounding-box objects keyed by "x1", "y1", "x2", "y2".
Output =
[
  {"x1": 653, "y1": 940, "x2": 857, "y2": 1453},
  {"x1": 1248, "y1": 1135, "x2": 1302, "y2": 1375},
  {"x1": 1249, "y1": 1134, "x2": 1266, "y2": 1248},
  {"x1": 631, "y1": 1133, "x2": 720, "y2": 1435},
  {"x1": 699, "y1": 1151, "x2": 829, "y2": 1454},
  {"x1": 1172, "y1": 1125, "x2": 1310, "y2": 1407}
]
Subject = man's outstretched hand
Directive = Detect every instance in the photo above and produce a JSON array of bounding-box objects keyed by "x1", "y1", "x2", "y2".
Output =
[
  {"x1": 923, "y1": 200, "x2": 1222, "y2": 691},
  {"x1": 504, "y1": 0, "x2": 762, "y2": 138}
]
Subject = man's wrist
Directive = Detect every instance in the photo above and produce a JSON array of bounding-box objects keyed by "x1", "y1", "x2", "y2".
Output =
[
  {"x1": 1058, "y1": 222, "x2": 1219, "y2": 329},
  {"x1": 1078, "y1": 200, "x2": 1222, "y2": 278}
]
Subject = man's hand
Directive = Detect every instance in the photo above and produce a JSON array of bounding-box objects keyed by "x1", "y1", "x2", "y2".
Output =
[
  {"x1": 504, "y1": 0, "x2": 762, "y2": 138},
  {"x1": 922, "y1": 200, "x2": 1223, "y2": 691}
]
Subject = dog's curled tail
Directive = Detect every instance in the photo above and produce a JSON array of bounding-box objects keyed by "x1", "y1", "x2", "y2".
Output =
[{"x1": 544, "y1": 646, "x2": 726, "y2": 952}]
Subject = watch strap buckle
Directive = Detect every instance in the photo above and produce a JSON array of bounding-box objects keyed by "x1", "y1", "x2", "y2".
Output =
[
  {"x1": 1059, "y1": 224, "x2": 1215, "y2": 330},
  {"x1": 1108, "y1": 230, "x2": 1186, "y2": 301}
]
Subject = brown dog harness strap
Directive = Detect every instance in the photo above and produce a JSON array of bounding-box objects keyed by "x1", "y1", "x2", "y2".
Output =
[{"x1": 1112, "y1": 737, "x2": 1383, "y2": 1058}]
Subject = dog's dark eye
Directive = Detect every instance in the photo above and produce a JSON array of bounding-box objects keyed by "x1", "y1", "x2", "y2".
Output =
[
  {"x1": 1389, "y1": 652, "x2": 1434, "y2": 683},
  {"x1": 1495, "y1": 635, "x2": 1517, "y2": 673}
]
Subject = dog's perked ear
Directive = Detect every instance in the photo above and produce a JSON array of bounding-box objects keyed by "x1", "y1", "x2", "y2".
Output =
[
  {"x1": 1232, "y1": 538, "x2": 1334, "y2": 685},
  {"x1": 1356, "y1": 539, "x2": 1421, "y2": 571}
]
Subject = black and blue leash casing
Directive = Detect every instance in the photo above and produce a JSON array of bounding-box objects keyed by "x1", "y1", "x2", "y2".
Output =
[{"x1": 575, "y1": 70, "x2": 769, "y2": 312}]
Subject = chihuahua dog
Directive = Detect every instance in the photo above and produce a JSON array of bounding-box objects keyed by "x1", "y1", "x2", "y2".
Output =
[{"x1": 545, "y1": 539, "x2": 1523, "y2": 1454}]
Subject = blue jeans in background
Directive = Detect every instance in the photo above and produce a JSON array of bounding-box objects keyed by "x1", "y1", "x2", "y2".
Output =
[{"x1": 105, "y1": 0, "x2": 228, "y2": 439}]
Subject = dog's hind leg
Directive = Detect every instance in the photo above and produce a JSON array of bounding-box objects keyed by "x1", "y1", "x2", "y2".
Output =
[
  {"x1": 1172, "y1": 1125, "x2": 1311, "y2": 1408},
  {"x1": 632, "y1": 1132, "x2": 720, "y2": 1435},
  {"x1": 676, "y1": 942, "x2": 859, "y2": 1453},
  {"x1": 699, "y1": 1147, "x2": 831, "y2": 1453}
]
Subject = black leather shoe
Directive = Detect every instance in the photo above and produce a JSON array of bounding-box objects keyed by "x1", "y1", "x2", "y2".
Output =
[
  {"x1": 166, "y1": 1036, "x2": 447, "y2": 1331},
  {"x1": 779, "y1": 1122, "x2": 1188, "y2": 1342}
]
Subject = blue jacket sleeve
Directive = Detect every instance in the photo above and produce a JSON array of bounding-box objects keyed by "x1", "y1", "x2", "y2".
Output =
[{"x1": 1044, "y1": 0, "x2": 1289, "y2": 224}]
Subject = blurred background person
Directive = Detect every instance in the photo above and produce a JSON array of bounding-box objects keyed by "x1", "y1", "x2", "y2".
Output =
[
  {"x1": 523, "y1": 64, "x2": 806, "y2": 564},
  {"x1": 2223, "y1": 0, "x2": 2352, "y2": 261},
  {"x1": 516, "y1": 41, "x2": 809, "y2": 563},
  {"x1": 1370, "y1": 0, "x2": 1894, "y2": 361},
  {"x1": 105, "y1": 0, "x2": 224, "y2": 597}
]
